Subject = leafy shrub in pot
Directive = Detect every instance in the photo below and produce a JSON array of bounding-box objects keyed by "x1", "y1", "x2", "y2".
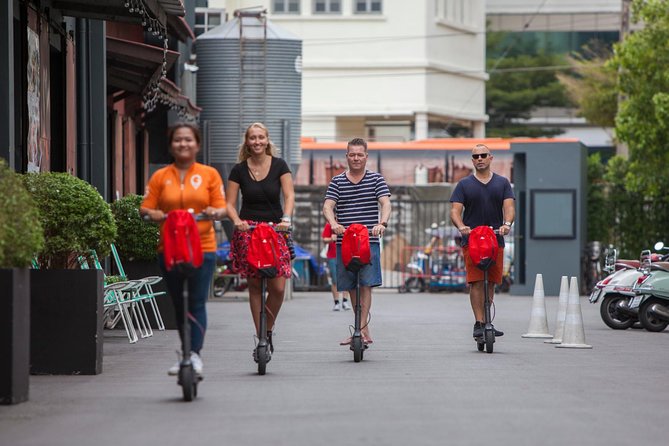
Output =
[
  {"x1": 0, "y1": 159, "x2": 44, "y2": 268},
  {"x1": 22, "y1": 172, "x2": 117, "y2": 269},
  {"x1": 110, "y1": 194, "x2": 160, "y2": 262}
]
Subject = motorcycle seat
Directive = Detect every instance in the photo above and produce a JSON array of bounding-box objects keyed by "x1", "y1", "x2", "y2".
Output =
[
  {"x1": 615, "y1": 260, "x2": 640, "y2": 269},
  {"x1": 650, "y1": 262, "x2": 669, "y2": 272}
]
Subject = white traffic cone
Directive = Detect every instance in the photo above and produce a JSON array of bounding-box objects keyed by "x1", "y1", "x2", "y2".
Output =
[
  {"x1": 556, "y1": 276, "x2": 592, "y2": 349},
  {"x1": 522, "y1": 273, "x2": 553, "y2": 338},
  {"x1": 545, "y1": 276, "x2": 569, "y2": 344}
]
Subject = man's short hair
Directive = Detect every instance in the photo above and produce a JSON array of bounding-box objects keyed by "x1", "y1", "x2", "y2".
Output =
[{"x1": 347, "y1": 137, "x2": 368, "y2": 152}]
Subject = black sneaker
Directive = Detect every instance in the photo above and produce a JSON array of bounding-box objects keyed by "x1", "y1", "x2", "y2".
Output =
[
  {"x1": 492, "y1": 325, "x2": 504, "y2": 337},
  {"x1": 473, "y1": 321, "x2": 484, "y2": 338}
]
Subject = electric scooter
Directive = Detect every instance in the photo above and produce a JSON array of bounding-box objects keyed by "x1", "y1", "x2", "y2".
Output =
[
  {"x1": 475, "y1": 265, "x2": 495, "y2": 353},
  {"x1": 157, "y1": 210, "x2": 211, "y2": 402},
  {"x1": 473, "y1": 228, "x2": 500, "y2": 354},
  {"x1": 350, "y1": 268, "x2": 368, "y2": 363},
  {"x1": 250, "y1": 223, "x2": 292, "y2": 375}
]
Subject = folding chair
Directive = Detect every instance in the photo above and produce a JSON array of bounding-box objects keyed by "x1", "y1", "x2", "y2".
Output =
[{"x1": 110, "y1": 244, "x2": 167, "y2": 331}]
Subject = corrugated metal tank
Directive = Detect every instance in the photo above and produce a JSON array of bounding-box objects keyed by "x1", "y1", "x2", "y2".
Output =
[{"x1": 195, "y1": 15, "x2": 302, "y2": 179}]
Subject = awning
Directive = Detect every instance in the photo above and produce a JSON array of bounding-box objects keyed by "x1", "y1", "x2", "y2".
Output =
[
  {"x1": 157, "y1": 78, "x2": 201, "y2": 120},
  {"x1": 106, "y1": 36, "x2": 179, "y2": 95},
  {"x1": 168, "y1": 15, "x2": 196, "y2": 42},
  {"x1": 53, "y1": 0, "x2": 185, "y2": 33}
]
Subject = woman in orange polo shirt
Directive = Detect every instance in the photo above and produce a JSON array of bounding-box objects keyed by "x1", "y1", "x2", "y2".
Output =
[{"x1": 140, "y1": 123, "x2": 227, "y2": 377}]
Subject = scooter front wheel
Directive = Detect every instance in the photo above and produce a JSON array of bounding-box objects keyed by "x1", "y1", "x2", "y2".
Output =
[
  {"x1": 179, "y1": 366, "x2": 196, "y2": 402},
  {"x1": 485, "y1": 330, "x2": 494, "y2": 354},
  {"x1": 352, "y1": 337, "x2": 364, "y2": 363},
  {"x1": 256, "y1": 345, "x2": 269, "y2": 375}
]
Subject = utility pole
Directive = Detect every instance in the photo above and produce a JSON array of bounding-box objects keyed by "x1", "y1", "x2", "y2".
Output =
[{"x1": 616, "y1": 0, "x2": 632, "y2": 157}]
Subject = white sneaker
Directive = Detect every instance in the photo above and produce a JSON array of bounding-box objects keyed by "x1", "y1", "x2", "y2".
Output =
[
  {"x1": 167, "y1": 361, "x2": 180, "y2": 376},
  {"x1": 168, "y1": 350, "x2": 180, "y2": 376},
  {"x1": 342, "y1": 300, "x2": 352, "y2": 311},
  {"x1": 190, "y1": 351, "x2": 203, "y2": 376},
  {"x1": 332, "y1": 301, "x2": 342, "y2": 311}
]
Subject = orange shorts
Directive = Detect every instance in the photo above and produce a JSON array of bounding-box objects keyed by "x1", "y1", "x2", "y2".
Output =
[{"x1": 463, "y1": 246, "x2": 504, "y2": 284}]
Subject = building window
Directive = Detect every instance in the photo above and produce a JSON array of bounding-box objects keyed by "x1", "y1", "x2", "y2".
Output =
[
  {"x1": 355, "y1": 0, "x2": 382, "y2": 14},
  {"x1": 273, "y1": 0, "x2": 300, "y2": 14},
  {"x1": 313, "y1": 0, "x2": 341, "y2": 14},
  {"x1": 440, "y1": 0, "x2": 471, "y2": 26},
  {"x1": 194, "y1": 8, "x2": 225, "y2": 36}
]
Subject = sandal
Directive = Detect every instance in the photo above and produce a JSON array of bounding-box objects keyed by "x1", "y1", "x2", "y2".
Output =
[{"x1": 339, "y1": 336, "x2": 352, "y2": 346}]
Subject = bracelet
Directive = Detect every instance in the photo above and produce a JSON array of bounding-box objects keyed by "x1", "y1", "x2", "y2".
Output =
[{"x1": 281, "y1": 216, "x2": 292, "y2": 223}]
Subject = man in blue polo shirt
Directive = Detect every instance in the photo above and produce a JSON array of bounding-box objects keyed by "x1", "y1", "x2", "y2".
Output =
[
  {"x1": 450, "y1": 143, "x2": 515, "y2": 338},
  {"x1": 323, "y1": 137, "x2": 391, "y2": 346}
]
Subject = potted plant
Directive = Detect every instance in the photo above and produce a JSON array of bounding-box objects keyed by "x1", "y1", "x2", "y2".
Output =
[
  {"x1": 0, "y1": 159, "x2": 44, "y2": 404},
  {"x1": 23, "y1": 172, "x2": 117, "y2": 375},
  {"x1": 110, "y1": 194, "x2": 176, "y2": 329}
]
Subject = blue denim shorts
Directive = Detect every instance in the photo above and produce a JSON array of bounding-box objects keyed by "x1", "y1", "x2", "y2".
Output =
[{"x1": 336, "y1": 243, "x2": 382, "y2": 291}]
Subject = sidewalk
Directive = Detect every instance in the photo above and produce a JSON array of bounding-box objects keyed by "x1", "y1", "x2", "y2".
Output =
[{"x1": 1, "y1": 290, "x2": 667, "y2": 446}]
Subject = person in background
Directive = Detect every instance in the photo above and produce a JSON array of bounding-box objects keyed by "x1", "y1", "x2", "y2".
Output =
[
  {"x1": 322, "y1": 222, "x2": 351, "y2": 311},
  {"x1": 141, "y1": 123, "x2": 227, "y2": 377},
  {"x1": 226, "y1": 122, "x2": 295, "y2": 362}
]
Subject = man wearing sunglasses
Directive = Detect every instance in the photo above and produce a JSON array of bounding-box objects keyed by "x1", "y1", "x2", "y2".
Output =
[{"x1": 449, "y1": 144, "x2": 515, "y2": 339}]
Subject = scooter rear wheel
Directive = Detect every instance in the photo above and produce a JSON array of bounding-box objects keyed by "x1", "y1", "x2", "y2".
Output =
[
  {"x1": 638, "y1": 298, "x2": 669, "y2": 332},
  {"x1": 600, "y1": 294, "x2": 635, "y2": 330},
  {"x1": 476, "y1": 340, "x2": 484, "y2": 351}
]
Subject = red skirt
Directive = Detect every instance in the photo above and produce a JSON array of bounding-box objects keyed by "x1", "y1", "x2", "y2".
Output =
[{"x1": 230, "y1": 220, "x2": 292, "y2": 279}]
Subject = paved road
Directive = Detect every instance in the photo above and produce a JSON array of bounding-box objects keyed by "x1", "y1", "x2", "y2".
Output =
[{"x1": 1, "y1": 289, "x2": 667, "y2": 446}]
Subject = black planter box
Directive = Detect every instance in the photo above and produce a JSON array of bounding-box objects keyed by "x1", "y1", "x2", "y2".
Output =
[
  {"x1": 30, "y1": 269, "x2": 104, "y2": 375},
  {"x1": 0, "y1": 268, "x2": 30, "y2": 404},
  {"x1": 122, "y1": 260, "x2": 176, "y2": 330}
]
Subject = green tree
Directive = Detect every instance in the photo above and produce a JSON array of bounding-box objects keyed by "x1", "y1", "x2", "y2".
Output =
[
  {"x1": 557, "y1": 45, "x2": 618, "y2": 128},
  {"x1": 486, "y1": 30, "x2": 571, "y2": 137},
  {"x1": 612, "y1": 0, "x2": 669, "y2": 197}
]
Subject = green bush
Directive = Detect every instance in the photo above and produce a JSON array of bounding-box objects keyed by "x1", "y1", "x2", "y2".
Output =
[
  {"x1": 0, "y1": 159, "x2": 44, "y2": 268},
  {"x1": 22, "y1": 172, "x2": 117, "y2": 269},
  {"x1": 110, "y1": 194, "x2": 159, "y2": 262}
]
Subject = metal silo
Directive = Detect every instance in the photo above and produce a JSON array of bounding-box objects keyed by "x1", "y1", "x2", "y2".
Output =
[{"x1": 195, "y1": 10, "x2": 303, "y2": 179}]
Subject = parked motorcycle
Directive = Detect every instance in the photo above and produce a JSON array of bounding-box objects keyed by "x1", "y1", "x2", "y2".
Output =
[
  {"x1": 590, "y1": 247, "x2": 667, "y2": 329},
  {"x1": 633, "y1": 241, "x2": 669, "y2": 332}
]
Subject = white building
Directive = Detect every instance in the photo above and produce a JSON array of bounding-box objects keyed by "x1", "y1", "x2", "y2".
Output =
[{"x1": 206, "y1": 0, "x2": 487, "y2": 141}]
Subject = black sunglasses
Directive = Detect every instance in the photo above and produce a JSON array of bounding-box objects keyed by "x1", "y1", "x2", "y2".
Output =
[{"x1": 472, "y1": 153, "x2": 490, "y2": 160}]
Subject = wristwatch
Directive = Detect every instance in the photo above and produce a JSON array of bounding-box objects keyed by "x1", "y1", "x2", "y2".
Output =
[
  {"x1": 503, "y1": 221, "x2": 513, "y2": 227},
  {"x1": 380, "y1": 222, "x2": 388, "y2": 228}
]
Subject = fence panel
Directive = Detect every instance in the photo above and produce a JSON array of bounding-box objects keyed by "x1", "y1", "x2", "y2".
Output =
[{"x1": 293, "y1": 185, "x2": 457, "y2": 290}]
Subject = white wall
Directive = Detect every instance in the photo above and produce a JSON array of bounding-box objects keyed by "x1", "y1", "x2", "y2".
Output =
[{"x1": 205, "y1": 0, "x2": 487, "y2": 140}]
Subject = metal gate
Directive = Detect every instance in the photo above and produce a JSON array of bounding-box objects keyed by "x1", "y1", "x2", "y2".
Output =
[{"x1": 292, "y1": 185, "x2": 458, "y2": 290}]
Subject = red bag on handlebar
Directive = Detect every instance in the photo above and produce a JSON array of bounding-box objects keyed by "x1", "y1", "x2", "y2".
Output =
[
  {"x1": 163, "y1": 210, "x2": 203, "y2": 273},
  {"x1": 468, "y1": 226, "x2": 498, "y2": 271},
  {"x1": 248, "y1": 223, "x2": 281, "y2": 278},
  {"x1": 342, "y1": 223, "x2": 371, "y2": 273}
]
